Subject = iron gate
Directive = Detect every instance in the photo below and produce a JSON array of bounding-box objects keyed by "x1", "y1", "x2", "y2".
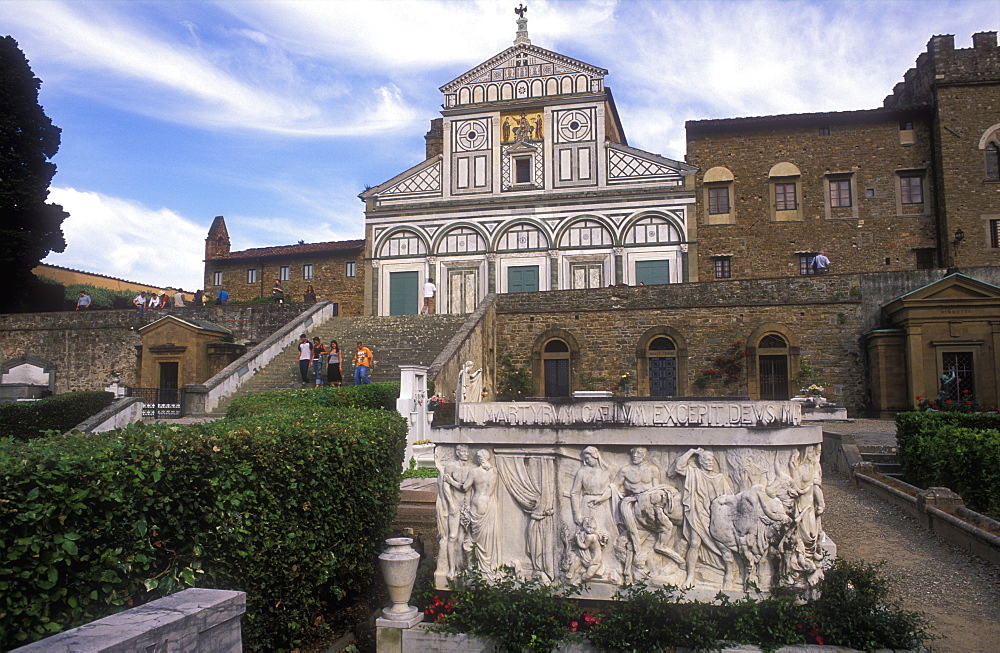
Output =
[{"x1": 125, "y1": 387, "x2": 185, "y2": 418}]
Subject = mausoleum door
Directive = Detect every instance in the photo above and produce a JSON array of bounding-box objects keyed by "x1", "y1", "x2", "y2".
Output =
[
  {"x1": 389, "y1": 271, "x2": 420, "y2": 315},
  {"x1": 941, "y1": 351, "x2": 975, "y2": 401},
  {"x1": 448, "y1": 268, "x2": 478, "y2": 314},
  {"x1": 159, "y1": 362, "x2": 179, "y2": 402},
  {"x1": 759, "y1": 355, "x2": 789, "y2": 400}
]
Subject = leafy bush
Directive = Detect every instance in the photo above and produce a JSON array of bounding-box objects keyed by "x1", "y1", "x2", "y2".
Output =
[
  {"x1": 225, "y1": 382, "x2": 399, "y2": 419},
  {"x1": 895, "y1": 411, "x2": 1000, "y2": 516},
  {"x1": 0, "y1": 391, "x2": 115, "y2": 440},
  {"x1": 495, "y1": 353, "x2": 532, "y2": 401},
  {"x1": 0, "y1": 384, "x2": 406, "y2": 651},
  {"x1": 430, "y1": 560, "x2": 929, "y2": 653}
]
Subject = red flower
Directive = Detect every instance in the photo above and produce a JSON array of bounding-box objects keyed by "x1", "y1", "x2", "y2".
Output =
[
  {"x1": 569, "y1": 621, "x2": 579, "y2": 632},
  {"x1": 915, "y1": 396, "x2": 921, "y2": 400}
]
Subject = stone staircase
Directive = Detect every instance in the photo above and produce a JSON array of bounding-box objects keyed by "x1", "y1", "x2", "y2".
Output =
[
  {"x1": 211, "y1": 314, "x2": 468, "y2": 414},
  {"x1": 857, "y1": 444, "x2": 903, "y2": 479}
]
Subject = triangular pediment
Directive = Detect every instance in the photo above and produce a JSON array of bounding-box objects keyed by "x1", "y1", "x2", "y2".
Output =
[
  {"x1": 441, "y1": 43, "x2": 607, "y2": 94},
  {"x1": 884, "y1": 273, "x2": 1000, "y2": 320},
  {"x1": 607, "y1": 143, "x2": 697, "y2": 186},
  {"x1": 360, "y1": 156, "x2": 443, "y2": 200}
]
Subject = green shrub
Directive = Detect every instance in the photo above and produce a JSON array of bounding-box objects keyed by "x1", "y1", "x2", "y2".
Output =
[
  {"x1": 225, "y1": 382, "x2": 399, "y2": 419},
  {"x1": 0, "y1": 386, "x2": 407, "y2": 651},
  {"x1": 0, "y1": 391, "x2": 115, "y2": 440},
  {"x1": 895, "y1": 411, "x2": 1000, "y2": 516},
  {"x1": 430, "y1": 560, "x2": 930, "y2": 653}
]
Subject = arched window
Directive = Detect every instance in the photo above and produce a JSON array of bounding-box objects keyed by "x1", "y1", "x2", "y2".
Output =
[
  {"x1": 542, "y1": 339, "x2": 571, "y2": 397},
  {"x1": 379, "y1": 230, "x2": 427, "y2": 258},
  {"x1": 757, "y1": 334, "x2": 789, "y2": 399},
  {"x1": 559, "y1": 219, "x2": 613, "y2": 248},
  {"x1": 624, "y1": 215, "x2": 682, "y2": 245},
  {"x1": 647, "y1": 336, "x2": 678, "y2": 397},
  {"x1": 437, "y1": 226, "x2": 486, "y2": 254},
  {"x1": 497, "y1": 222, "x2": 549, "y2": 251},
  {"x1": 986, "y1": 142, "x2": 999, "y2": 181}
]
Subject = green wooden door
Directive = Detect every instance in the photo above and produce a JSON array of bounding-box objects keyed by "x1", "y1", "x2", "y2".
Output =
[
  {"x1": 507, "y1": 265, "x2": 539, "y2": 293},
  {"x1": 635, "y1": 260, "x2": 670, "y2": 285},
  {"x1": 389, "y1": 271, "x2": 419, "y2": 315}
]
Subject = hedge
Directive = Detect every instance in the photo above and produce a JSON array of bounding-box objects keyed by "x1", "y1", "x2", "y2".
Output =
[
  {"x1": 0, "y1": 391, "x2": 115, "y2": 440},
  {"x1": 225, "y1": 382, "x2": 400, "y2": 418},
  {"x1": 0, "y1": 385, "x2": 407, "y2": 651},
  {"x1": 895, "y1": 411, "x2": 1000, "y2": 517}
]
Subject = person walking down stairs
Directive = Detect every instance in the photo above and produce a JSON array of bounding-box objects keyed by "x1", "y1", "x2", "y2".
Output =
[{"x1": 353, "y1": 341, "x2": 374, "y2": 385}]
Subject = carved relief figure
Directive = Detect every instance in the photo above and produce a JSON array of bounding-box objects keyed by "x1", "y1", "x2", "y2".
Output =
[
  {"x1": 460, "y1": 449, "x2": 500, "y2": 574},
  {"x1": 777, "y1": 447, "x2": 827, "y2": 597},
  {"x1": 670, "y1": 447, "x2": 733, "y2": 587},
  {"x1": 563, "y1": 517, "x2": 607, "y2": 583},
  {"x1": 436, "y1": 445, "x2": 473, "y2": 581},
  {"x1": 592, "y1": 447, "x2": 684, "y2": 576},
  {"x1": 496, "y1": 453, "x2": 557, "y2": 581},
  {"x1": 709, "y1": 484, "x2": 791, "y2": 590}
]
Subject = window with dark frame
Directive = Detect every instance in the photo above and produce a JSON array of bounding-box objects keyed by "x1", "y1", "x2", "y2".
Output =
[
  {"x1": 279, "y1": 266, "x2": 289, "y2": 281},
  {"x1": 987, "y1": 143, "x2": 1000, "y2": 181},
  {"x1": 991, "y1": 219, "x2": 1000, "y2": 248},
  {"x1": 714, "y1": 257, "x2": 732, "y2": 279},
  {"x1": 346, "y1": 261, "x2": 357, "y2": 277},
  {"x1": 818, "y1": 126, "x2": 830, "y2": 136},
  {"x1": 213, "y1": 271, "x2": 223, "y2": 286},
  {"x1": 900, "y1": 175, "x2": 923, "y2": 204},
  {"x1": 799, "y1": 255, "x2": 816, "y2": 275},
  {"x1": 514, "y1": 157, "x2": 531, "y2": 184},
  {"x1": 708, "y1": 186, "x2": 730, "y2": 214},
  {"x1": 246, "y1": 269, "x2": 257, "y2": 284},
  {"x1": 900, "y1": 120, "x2": 914, "y2": 130},
  {"x1": 775, "y1": 182, "x2": 796, "y2": 211},
  {"x1": 829, "y1": 179, "x2": 852, "y2": 208},
  {"x1": 303, "y1": 264, "x2": 313, "y2": 280}
]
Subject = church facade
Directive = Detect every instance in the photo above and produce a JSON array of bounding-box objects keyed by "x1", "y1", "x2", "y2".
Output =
[{"x1": 360, "y1": 16, "x2": 696, "y2": 316}]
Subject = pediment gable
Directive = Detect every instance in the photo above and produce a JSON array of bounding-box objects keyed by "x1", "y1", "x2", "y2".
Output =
[
  {"x1": 360, "y1": 156, "x2": 443, "y2": 200},
  {"x1": 441, "y1": 44, "x2": 607, "y2": 108},
  {"x1": 884, "y1": 273, "x2": 1000, "y2": 319},
  {"x1": 607, "y1": 143, "x2": 697, "y2": 186}
]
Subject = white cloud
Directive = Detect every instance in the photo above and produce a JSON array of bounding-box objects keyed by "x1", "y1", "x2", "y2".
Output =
[{"x1": 43, "y1": 188, "x2": 207, "y2": 292}]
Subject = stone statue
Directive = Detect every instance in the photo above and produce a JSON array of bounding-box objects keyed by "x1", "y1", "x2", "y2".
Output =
[
  {"x1": 436, "y1": 445, "x2": 472, "y2": 581},
  {"x1": 670, "y1": 447, "x2": 733, "y2": 587},
  {"x1": 460, "y1": 449, "x2": 500, "y2": 575},
  {"x1": 459, "y1": 360, "x2": 484, "y2": 403}
]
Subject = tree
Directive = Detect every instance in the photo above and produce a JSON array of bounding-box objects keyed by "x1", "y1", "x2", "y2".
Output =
[{"x1": 0, "y1": 36, "x2": 68, "y2": 312}]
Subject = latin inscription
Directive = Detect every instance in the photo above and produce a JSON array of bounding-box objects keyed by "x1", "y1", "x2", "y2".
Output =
[{"x1": 460, "y1": 401, "x2": 800, "y2": 428}]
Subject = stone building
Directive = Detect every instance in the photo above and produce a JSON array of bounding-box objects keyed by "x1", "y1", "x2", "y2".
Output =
[
  {"x1": 359, "y1": 15, "x2": 696, "y2": 316},
  {"x1": 687, "y1": 31, "x2": 999, "y2": 281},
  {"x1": 137, "y1": 315, "x2": 245, "y2": 391},
  {"x1": 203, "y1": 216, "x2": 365, "y2": 315}
]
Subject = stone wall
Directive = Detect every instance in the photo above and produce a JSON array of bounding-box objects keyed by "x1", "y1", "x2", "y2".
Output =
[{"x1": 0, "y1": 304, "x2": 308, "y2": 393}]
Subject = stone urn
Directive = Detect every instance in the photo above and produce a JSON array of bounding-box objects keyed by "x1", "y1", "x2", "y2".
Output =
[{"x1": 378, "y1": 537, "x2": 421, "y2": 621}]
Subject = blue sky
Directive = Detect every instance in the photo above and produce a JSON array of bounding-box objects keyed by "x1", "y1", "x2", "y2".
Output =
[{"x1": 3, "y1": 0, "x2": 996, "y2": 292}]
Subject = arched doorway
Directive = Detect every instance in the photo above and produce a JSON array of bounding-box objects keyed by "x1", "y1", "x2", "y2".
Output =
[
  {"x1": 647, "y1": 336, "x2": 678, "y2": 397},
  {"x1": 542, "y1": 339, "x2": 571, "y2": 397},
  {"x1": 757, "y1": 334, "x2": 790, "y2": 400}
]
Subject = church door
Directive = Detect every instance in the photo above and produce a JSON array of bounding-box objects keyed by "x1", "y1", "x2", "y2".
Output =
[
  {"x1": 508, "y1": 265, "x2": 539, "y2": 293},
  {"x1": 389, "y1": 271, "x2": 419, "y2": 315},
  {"x1": 759, "y1": 355, "x2": 789, "y2": 400},
  {"x1": 448, "y1": 268, "x2": 479, "y2": 314}
]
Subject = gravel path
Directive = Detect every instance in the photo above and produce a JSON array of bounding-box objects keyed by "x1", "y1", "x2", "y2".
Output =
[{"x1": 820, "y1": 420, "x2": 1000, "y2": 653}]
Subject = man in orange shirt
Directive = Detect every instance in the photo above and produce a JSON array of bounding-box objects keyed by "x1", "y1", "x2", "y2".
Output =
[{"x1": 353, "y1": 341, "x2": 374, "y2": 385}]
